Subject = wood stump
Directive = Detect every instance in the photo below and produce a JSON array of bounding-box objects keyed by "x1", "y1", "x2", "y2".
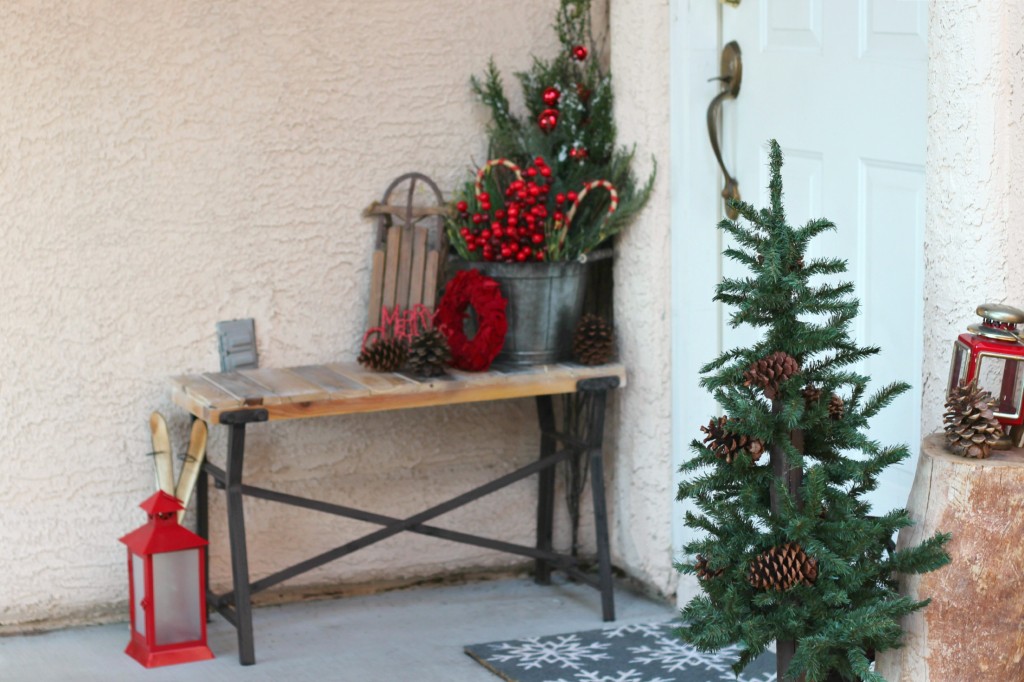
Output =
[{"x1": 876, "y1": 433, "x2": 1024, "y2": 681}]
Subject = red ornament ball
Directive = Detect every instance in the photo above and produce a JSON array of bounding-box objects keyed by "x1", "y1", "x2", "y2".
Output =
[
  {"x1": 572, "y1": 45, "x2": 588, "y2": 61},
  {"x1": 542, "y1": 86, "x2": 561, "y2": 107},
  {"x1": 537, "y1": 108, "x2": 559, "y2": 133},
  {"x1": 456, "y1": 200, "x2": 468, "y2": 213}
]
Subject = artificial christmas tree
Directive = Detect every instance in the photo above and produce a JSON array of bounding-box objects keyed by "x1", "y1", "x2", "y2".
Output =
[
  {"x1": 676, "y1": 140, "x2": 950, "y2": 682},
  {"x1": 452, "y1": 0, "x2": 654, "y2": 262}
]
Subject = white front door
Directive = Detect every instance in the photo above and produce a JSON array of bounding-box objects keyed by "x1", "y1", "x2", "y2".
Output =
[{"x1": 671, "y1": 0, "x2": 927, "y2": 600}]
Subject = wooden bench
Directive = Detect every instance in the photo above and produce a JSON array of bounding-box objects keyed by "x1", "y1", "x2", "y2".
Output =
[{"x1": 172, "y1": 360, "x2": 625, "y2": 665}]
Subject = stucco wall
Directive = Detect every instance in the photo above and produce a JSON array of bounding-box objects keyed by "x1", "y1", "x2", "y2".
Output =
[
  {"x1": 0, "y1": 1, "x2": 673, "y2": 631},
  {"x1": 608, "y1": 0, "x2": 675, "y2": 595},
  {"x1": 921, "y1": 0, "x2": 1024, "y2": 436}
]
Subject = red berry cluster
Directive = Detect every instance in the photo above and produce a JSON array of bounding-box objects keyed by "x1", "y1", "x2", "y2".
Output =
[{"x1": 455, "y1": 157, "x2": 579, "y2": 263}]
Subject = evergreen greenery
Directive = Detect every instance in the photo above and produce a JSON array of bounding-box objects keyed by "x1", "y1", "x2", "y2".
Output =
[
  {"x1": 676, "y1": 140, "x2": 950, "y2": 682},
  {"x1": 450, "y1": 0, "x2": 654, "y2": 261}
]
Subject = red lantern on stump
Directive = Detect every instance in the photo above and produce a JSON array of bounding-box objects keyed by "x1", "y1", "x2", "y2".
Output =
[
  {"x1": 119, "y1": 491, "x2": 213, "y2": 668},
  {"x1": 948, "y1": 303, "x2": 1024, "y2": 447}
]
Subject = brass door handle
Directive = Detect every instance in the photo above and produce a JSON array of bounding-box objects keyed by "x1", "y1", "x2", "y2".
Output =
[{"x1": 707, "y1": 41, "x2": 742, "y2": 219}]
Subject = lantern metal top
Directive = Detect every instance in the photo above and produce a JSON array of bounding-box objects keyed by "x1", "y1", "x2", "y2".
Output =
[{"x1": 969, "y1": 303, "x2": 1024, "y2": 343}]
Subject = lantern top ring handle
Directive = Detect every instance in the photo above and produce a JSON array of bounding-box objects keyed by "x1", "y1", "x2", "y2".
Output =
[{"x1": 976, "y1": 303, "x2": 1024, "y2": 325}]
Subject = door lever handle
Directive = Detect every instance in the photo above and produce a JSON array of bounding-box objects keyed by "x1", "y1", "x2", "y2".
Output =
[{"x1": 707, "y1": 41, "x2": 743, "y2": 219}]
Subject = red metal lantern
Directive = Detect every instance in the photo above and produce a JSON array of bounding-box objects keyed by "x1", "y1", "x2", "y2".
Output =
[
  {"x1": 948, "y1": 303, "x2": 1024, "y2": 445},
  {"x1": 119, "y1": 491, "x2": 213, "y2": 668}
]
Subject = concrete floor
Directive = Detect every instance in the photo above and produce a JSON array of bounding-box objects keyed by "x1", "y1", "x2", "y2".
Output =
[{"x1": 0, "y1": 576, "x2": 676, "y2": 682}]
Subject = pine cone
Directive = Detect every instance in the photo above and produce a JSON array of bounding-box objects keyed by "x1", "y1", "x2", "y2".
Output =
[
  {"x1": 695, "y1": 554, "x2": 724, "y2": 581},
  {"x1": 802, "y1": 385, "x2": 822, "y2": 409},
  {"x1": 406, "y1": 328, "x2": 451, "y2": 377},
  {"x1": 828, "y1": 394, "x2": 844, "y2": 420},
  {"x1": 944, "y1": 379, "x2": 1003, "y2": 459},
  {"x1": 700, "y1": 416, "x2": 765, "y2": 464},
  {"x1": 573, "y1": 314, "x2": 614, "y2": 366},
  {"x1": 748, "y1": 543, "x2": 818, "y2": 591},
  {"x1": 358, "y1": 337, "x2": 408, "y2": 372},
  {"x1": 743, "y1": 351, "x2": 800, "y2": 400}
]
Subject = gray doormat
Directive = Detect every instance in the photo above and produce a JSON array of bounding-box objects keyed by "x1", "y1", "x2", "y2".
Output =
[{"x1": 465, "y1": 621, "x2": 777, "y2": 682}]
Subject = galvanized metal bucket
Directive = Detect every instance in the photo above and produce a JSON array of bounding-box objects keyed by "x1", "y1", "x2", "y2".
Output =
[{"x1": 452, "y1": 259, "x2": 587, "y2": 366}]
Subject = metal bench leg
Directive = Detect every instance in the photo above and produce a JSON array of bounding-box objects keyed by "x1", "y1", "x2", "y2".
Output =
[
  {"x1": 534, "y1": 395, "x2": 557, "y2": 585},
  {"x1": 586, "y1": 388, "x2": 615, "y2": 621},
  {"x1": 226, "y1": 422, "x2": 256, "y2": 665},
  {"x1": 197, "y1": 452, "x2": 210, "y2": 622}
]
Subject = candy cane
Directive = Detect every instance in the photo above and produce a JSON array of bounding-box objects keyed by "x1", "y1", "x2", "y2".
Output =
[
  {"x1": 565, "y1": 180, "x2": 619, "y2": 226},
  {"x1": 474, "y1": 158, "x2": 523, "y2": 197}
]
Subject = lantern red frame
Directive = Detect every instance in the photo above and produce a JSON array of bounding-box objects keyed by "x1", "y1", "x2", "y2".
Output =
[
  {"x1": 120, "y1": 491, "x2": 214, "y2": 668},
  {"x1": 949, "y1": 332, "x2": 1024, "y2": 427}
]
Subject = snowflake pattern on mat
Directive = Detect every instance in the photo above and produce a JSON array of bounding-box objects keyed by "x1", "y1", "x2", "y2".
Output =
[
  {"x1": 601, "y1": 622, "x2": 672, "y2": 640},
  {"x1": 629, "y1": 637, "x2": 742, "y2": 673},
  {"x1": 550, "y1": 669, "x2": 674, "y2": 682},
  {"x1": 629, "y1": 638, "x2": 776, "y2": 681},
  {"x1": 487, "y1": 634, "x2": 611, "y2": 670},
  {"x1": 466, "y1": 620, "x2": 778, "y2": 682}
]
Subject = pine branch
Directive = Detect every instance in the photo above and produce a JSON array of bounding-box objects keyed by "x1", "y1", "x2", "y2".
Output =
[
  {"x1": 767, "y1": 139, "x2": 786, "y2": 223},
  {"x1": 861, "y1": 381, "x2": 911, "y2": 419}
]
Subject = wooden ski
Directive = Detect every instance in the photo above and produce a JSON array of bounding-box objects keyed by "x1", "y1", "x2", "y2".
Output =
[
  {"x1": 149, "y1": 412, "x2": 176, "y2": 497},
  {"x1": 175, "y1": 419, "x2": 208, "y2": 522}
]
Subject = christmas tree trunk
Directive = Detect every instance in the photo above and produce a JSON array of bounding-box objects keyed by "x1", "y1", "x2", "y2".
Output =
[{"x1": 676, "y1": 140, "x2": 950, "y2": 682}]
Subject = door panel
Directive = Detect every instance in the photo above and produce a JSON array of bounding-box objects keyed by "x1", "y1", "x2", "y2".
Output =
[{"x1": 720, "y1": 0, "x2": 927, "y2": 512}]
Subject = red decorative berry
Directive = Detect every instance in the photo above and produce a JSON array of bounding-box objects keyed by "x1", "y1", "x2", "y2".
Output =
[
  {"x1": 567, "y1": 191, "x2": 578, "y2": 203},
  {"x1": 542, "y1": 87, "x2": 561, "y2": 107},
  {"x1": 572, "y1": 45, "x2": 588, "y2": 61},
  {"x1": 569, "y1": 146, "x2": 589, "y2": 161},
  {"x1": 538, "y1": 108, "x2": 559, "y2": 133},
  {"x1": 456, "y1": 200, "x2": 468, "y2": 213}
]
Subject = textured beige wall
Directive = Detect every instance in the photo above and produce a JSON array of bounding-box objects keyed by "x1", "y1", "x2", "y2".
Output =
[
  {"x1": 608, "y1": 0, "x2": 675, "y2": 595},
  {"x1": 0, "y1": 0, "x2": 655, "y2": 631},
  {"x1": 921, "y1": 0, "x2": 1024, "y2": 437}
]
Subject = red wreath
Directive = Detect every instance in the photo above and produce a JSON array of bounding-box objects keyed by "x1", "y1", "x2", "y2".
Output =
[{"x1": 434, "y1": 269, "x2": 508, "y2": 371}]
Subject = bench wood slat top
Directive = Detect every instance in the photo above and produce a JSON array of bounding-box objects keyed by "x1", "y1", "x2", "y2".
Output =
[{"x1": 171, "y1": 362, "x2": 626, "y2": 423}]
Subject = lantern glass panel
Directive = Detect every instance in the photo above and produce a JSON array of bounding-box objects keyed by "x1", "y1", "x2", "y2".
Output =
[
  {"x1": 948, "y1": 341, "x2": 971, "y2": 395},
  {"x1": 131, "y1": 553, "x2": 146, "y2": 637},
  {"x1": 152, "y1": 549, "x2": 202, "y2": 645},
  {"x1": 976, "y1": 354, "x2": 1024, "y2": 418}
]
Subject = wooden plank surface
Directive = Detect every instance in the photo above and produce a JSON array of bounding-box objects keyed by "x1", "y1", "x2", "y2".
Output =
[
  {"x1": 407, "y1": 225, "x2": 428, "y2": 307},
  {"x1": 170, "y1": 362, "x2": 626, "y2": 423},
  {"x1": 368, "y1": 248, "x2": 386, "y2": 328},
  {"x1": 423, "y1": 250, "x2": 440, "y2": 309},
  {"x1": 327, "y1": 362, "x2": 419, "y2": 393},
  {"x1": 238, "y1": 368, "x2": 330, "y2": 403},
  {"x1": 290, "y1": 364, "x2": 372, "y2": 399},
  {"x1": 395, "y1": 224, "x2": 414, "y2": 310},
  {"x1": 203, "y1": 371, "x2": 279, "y2": 405},
  {"x1": 381, "y1": 227, "x2": 401, "y2": 313},
  {"x1": 170, "y1": 374, "x2": 245, "y2": 409}
]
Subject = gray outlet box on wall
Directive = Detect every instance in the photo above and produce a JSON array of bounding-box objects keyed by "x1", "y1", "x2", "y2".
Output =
[{"x1": 216, "y1": 319, "x2": 258, "y2": 372}]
